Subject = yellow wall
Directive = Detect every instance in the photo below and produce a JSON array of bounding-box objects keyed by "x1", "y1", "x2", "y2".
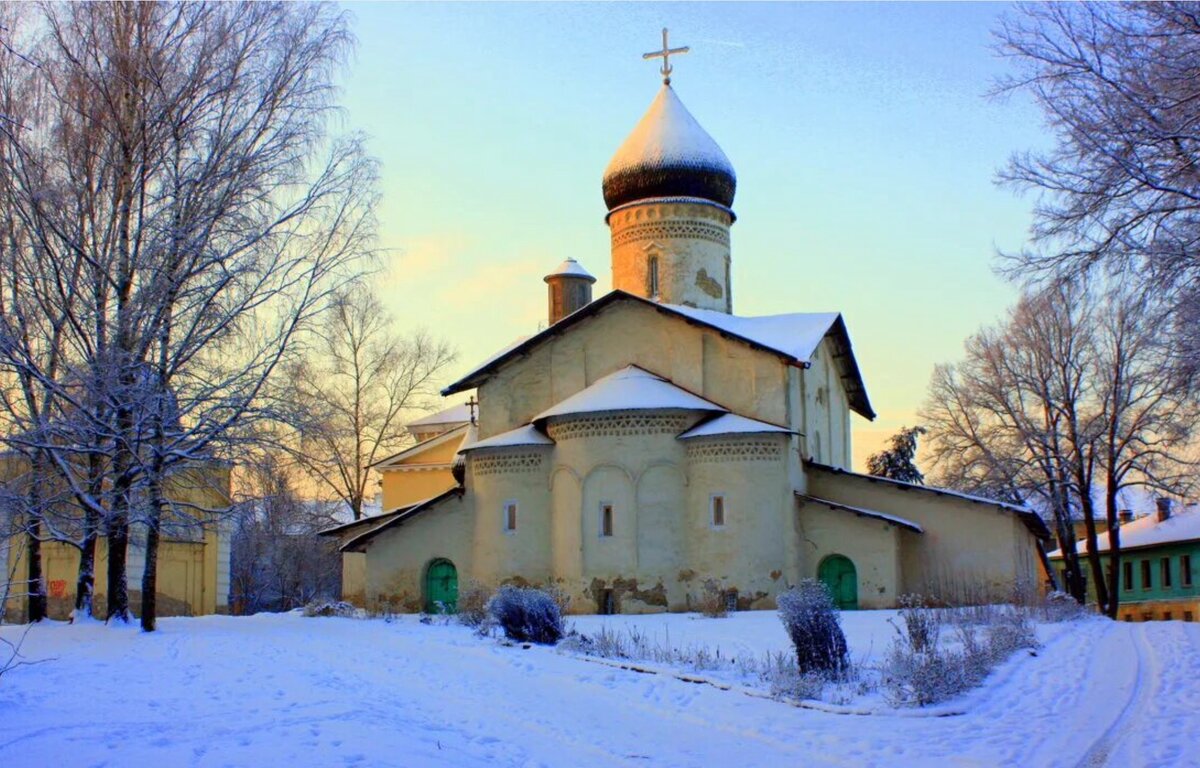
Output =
[
  {"x1": 2, "y1": 461, "x2": 231, "y2": 622},
  {"x1": 796, "y1": 500, "x2": 902, "y2": 609},
  {"x1": 378, "y1": 431, "x2": 464, "y2": 509},
  {"x1": 807, "y1": 467, "x2": 1041, "y2": 603}
]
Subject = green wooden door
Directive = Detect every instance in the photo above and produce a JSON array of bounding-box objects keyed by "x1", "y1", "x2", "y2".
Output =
[
  {"x1": 818, "y1": 555, "x2": 858, "y2": 610},
  {"x1": 425, "y1": 559, "x2": 458, "y2": 613}
]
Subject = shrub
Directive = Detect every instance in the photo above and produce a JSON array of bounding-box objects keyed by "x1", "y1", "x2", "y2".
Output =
[
  {"x1": 697, "y1": 578, "x2": 728, "y2": 618},
  {"x1": 777, "y1": 580, "x2": 848, "y2": 674},
  {"x1": 302, "y1": 600, "x2": 359, "y2": 618},
  {"x1": 892, "y1": 594, "x2": 942, "y2": 653},
  {"x1": 486, "y1": 586, "x2": 564, "y2": 645},
  {"x1": 456, "y1": 582, "x2": 494, "y2": 628}
]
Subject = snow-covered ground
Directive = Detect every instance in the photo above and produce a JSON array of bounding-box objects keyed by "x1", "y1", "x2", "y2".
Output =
[{"x1": 1, "y1": 611, "x2": 1197, "y2": 767}]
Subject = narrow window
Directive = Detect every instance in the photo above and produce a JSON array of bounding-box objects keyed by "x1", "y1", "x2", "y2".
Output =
[
  {"x1": 1161, "y1": 557, "x2": 1172, "y2": 588},
  {"x1": 600, "y1": 502, "x2": 614, "y2": 537},
  {"x1": 710, "y1": 495, "x2": 726, "y2": 529},
  {"x1": 1123, "y1": 614, "x2": 1133, "y2": 623},
  {"x1": 1185, "y1": 612, "x2": 1194, "y2": 622},
  {"x1": 1122, "y1": 561, "x2": 1134, "y2": 592},
  {"x1": 503, "y1": 501, "x2": 518, "y2": 533},
  {"x1": 1141, "y1": 559, "x2": 1152, "y2": 590},
  {"x1": 1141, "y1": 612, "x2": 1153, "y2": 622},
  {"x1": 1163, "y1": 611, "x2": 1173, "y2": 621},
  {"x1": 1182, "y1": 555, "x2": 1193, "y2": 587},
  {"x1": 648, "y1": 256, "x2": 659, "y2": 297}
]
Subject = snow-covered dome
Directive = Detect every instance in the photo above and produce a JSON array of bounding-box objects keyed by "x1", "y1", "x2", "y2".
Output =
[
  {"x1": 602, "y1": 85, "x2": 736, "y2": 212},
  {"x1": 544, "y1": 257, "x2": 596, "y2": 284}
]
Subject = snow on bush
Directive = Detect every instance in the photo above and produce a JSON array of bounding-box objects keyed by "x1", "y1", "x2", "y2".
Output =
[
  {"x1": 697, "y1": 578, "x2": 728, "y2": 618},
  {"x1": 777, "y1": 580, "x2": 848, "y2": 675},
  {"x1": 882, "y1": 597, "x2": 1040, "y2": 707},
  {"x1": 302, "y1": 600, "x2": 361, "y2": 618},
  {"x1": 456, "y1": 582, "x2": 494, "y2": 628},
  {"x1": 487, "y1": 586, "x2": 564, "y2": 645}
]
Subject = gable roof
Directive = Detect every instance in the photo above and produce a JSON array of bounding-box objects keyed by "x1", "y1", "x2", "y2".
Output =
[
  {"x1": 1049, "y1": 506, "x2": 1200, "y2": 556},
  {"x1": 442, "y1": 290, "x2": 875, "y2": 420},
  {"x1": 339, "y1": 487, "x2": 464, "y2": 552},
  {"x1": 535, "y1": 365, "x2": 726, "y2": 421},
  {"x1": 806, "y1": 461, "x2": 1051, "y2": 540},
  {"x1": 371, "y1": 423, "x2": 470, "y2": 470},
  {"x1": 408, "y1": 402, "x2": 473, "y2": 429}
]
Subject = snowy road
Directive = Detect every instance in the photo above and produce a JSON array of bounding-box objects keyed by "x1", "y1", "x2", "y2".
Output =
[{"x1": 0, "y1": 613, "x2": 1196, "y2": 767}]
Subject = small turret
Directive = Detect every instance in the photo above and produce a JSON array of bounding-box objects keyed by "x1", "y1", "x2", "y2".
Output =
[{"x1": 544, "y1": 258, "x2": 596, "y2": 325}]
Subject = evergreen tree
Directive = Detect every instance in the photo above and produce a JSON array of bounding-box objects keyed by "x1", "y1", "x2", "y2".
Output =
[{"x1": 866, "y1": 426, "x2": 927, "y2": 485}]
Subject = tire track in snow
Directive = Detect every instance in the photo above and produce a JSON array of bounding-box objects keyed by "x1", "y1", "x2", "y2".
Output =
[{"x1": 1073, "y1": 622, "x2": 1156, "y2": 768}]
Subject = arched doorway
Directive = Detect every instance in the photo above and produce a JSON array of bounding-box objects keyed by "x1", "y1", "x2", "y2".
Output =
[
  {"x1": 818, "y1": 555, "x2": 858, "y2": 610},
  {"x1": 424, "y1": 559, "x2": 458, "y2": 614}
]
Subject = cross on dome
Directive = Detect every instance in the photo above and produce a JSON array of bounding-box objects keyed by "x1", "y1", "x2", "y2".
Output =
[{"x1": 642, "y1": 27, "x2": 689, "y2": 85}]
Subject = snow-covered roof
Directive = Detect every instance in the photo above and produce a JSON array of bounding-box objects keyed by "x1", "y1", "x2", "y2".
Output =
[
  {"x1": 1050, "y1": 507, "x2": 1200, "y2": 556},
  {"x1": 806, "y1": 461, "x2": 1051, "y2": 540},
  {"x1": 544, "y1": 258, "x2": 596, "y2": 283},
  {"x1": 372, "y1": 423, "x2": 470, "y2": 469},
  {"x1": 677, "y1": 413, "x2": 796, "y2": 440},
  {"x1": 459, "y1": 424, "x2": 554, "y2": 453},
  {"x1": 798, "y1": 493, "x2": 924, "y2": 534},
  {"x1": 602, "y1": 85, "x2": 736, "y2": 211},
  {"x1": 535, "y1": 365, "x2": 725, "y2": 421},
  {"x1": 444, "y1": 291, "x2": 874, "y2": 419},
  {"x1": 408, "y1": 403, "x2": 473, "y2": 428},
  {"x1": 663, "y1": 304, "x2": 841, "y2": 365}
]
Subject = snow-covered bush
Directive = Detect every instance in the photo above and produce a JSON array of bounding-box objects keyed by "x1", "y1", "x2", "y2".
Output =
[
  {"x1": 883, "y1": 598, "x2": 1041, "y2": 707},
  {"x1": 486, "y1": 586, "x2": 564, "y2": 645},
  {"x1": 1036, "y1": 590, "x2": 1088, "y2": 623},
  {"x1": 892, "y1": 594, "x2": 942, "y2": 654},
  {"x1": 777, "y1": 580, "x2": 848, "y2": 674},
  {"x1": 697, "y1": 579, "x2": 728, "y2": 618},
  {"x1": 302, "y1": 600, "x2": 360, "y2": 618},
  {"x1": 456, "y1": 582, "x2": 494, "y2": 628}
]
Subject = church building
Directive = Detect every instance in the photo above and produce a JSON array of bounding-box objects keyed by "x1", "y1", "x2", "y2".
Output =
[{"x1": 325, "y1": 35, "x2": 1049, "y2": 614}]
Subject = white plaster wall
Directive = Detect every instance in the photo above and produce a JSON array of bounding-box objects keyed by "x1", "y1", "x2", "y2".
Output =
[
  {"x1": 608, "y1": 200, "x2": 733, "y2": 312},
  {"x1": 796, "y1": 500, "x2": 902, "y2": 609}
]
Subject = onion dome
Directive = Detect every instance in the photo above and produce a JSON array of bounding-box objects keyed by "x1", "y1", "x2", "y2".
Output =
[{"x1": 602, "y1": 85, "x2": 736, "y2": 212}]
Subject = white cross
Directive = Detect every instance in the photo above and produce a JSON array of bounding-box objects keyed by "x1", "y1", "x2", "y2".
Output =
[{"x1": 643, "y1": 28, "x2": 689, "y2": 85}]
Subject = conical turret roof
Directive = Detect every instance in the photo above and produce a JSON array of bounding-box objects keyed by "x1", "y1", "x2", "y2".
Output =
[{"x1": 602, "y1": 85, "x2": 736, "y2": 211}]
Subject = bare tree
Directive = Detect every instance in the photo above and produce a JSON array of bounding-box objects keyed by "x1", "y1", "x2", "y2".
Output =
[
  {"x1": 0, "y1": 3, "x2": 378, "y2": 630},
  {"x1": 922, "y1": 281, "x2": 1197, "y2": 613},
  {"x1": 995, "y1": 2, "x2": 1200, "y2": 375},
  {"x1": 286, "y1": 286, "x2": 455, "y2": 521},
  {"x1": 229, "y1": 455, "x2": 341, "y2": 614}
]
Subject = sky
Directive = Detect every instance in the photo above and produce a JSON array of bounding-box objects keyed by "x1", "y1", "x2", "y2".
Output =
[{"x1": 335, "y1": 2, "x2": 1050, "y2": 471}]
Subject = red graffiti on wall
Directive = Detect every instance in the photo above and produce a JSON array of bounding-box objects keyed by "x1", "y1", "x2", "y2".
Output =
[{"x1": 49, "y1": 580, "x2": 67, "y2": 598}]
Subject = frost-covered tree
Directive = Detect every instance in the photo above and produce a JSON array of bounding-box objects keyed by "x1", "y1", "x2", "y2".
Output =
[
  {"x1": 0, "y1": 2, "x2": 377, "y2": 629},
  {"x1": 866, "y1": 426, "x2": 927, "y2": 485},
  {"x1": 995, "y1": 2, "x2": 1200, "y2": 377},
  {"x1": 284, "y1": 287, "x2": 455, "y2": 521}
]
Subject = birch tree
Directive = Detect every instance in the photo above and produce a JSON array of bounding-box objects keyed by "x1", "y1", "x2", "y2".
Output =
[
  {"x1": 0, "y1": 2, "x2": 379, "y2": 629},
  {"x1": 285, "y1": 286, "x2": 456, "y2": 521}
]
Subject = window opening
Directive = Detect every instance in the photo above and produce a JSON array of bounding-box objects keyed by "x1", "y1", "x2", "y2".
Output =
[
  {"x1": 503, "y1": 501, "x2": 518, "y2": 533},
  {"x1": 711, "y1": 495, "x2": 726, "y2": 528},
  {"x1": 600, "y1": 503, "x2": 614, "y2": 537}
]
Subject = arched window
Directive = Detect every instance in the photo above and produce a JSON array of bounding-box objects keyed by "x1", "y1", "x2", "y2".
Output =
[{"x1": 648, "y1": 256, "x2": 659, "y2": 298}]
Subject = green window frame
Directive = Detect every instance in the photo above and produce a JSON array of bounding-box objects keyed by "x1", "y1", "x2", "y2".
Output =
[
  {"x1": 1161, "y1": 557, "x2": 1173, "y2": 589},
  {"x1": 1141, "y1": 559, "x2": 1152, "y2": 591},
  {"x1": 1122, "y1": 561, "x2": 1133, "y2": 592},
  {"x1": 1182, "y1": 555, "x2": 1194, "y2": 587}
]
